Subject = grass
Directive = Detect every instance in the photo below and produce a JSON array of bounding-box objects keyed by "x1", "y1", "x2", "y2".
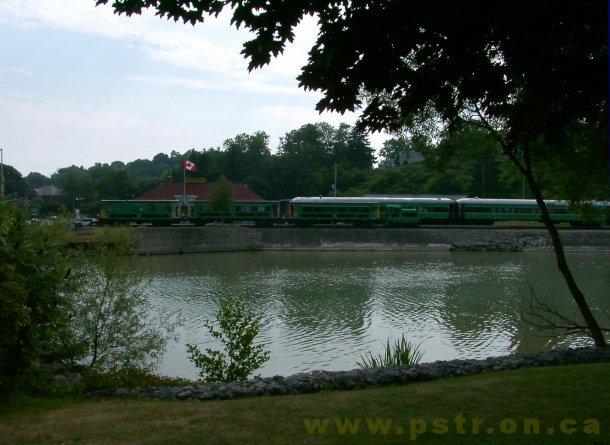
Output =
[
  {"x1": 357, "y1": 334, "x2": 424, "y2": 368},
  {"x1": 0, "y1": 363, "x2": 608, "y2": 444}
]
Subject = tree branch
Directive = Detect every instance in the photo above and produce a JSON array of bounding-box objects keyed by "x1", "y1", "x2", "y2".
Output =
[{"x1": 521, "y1": 284, "x2": 610, "y2": 340}]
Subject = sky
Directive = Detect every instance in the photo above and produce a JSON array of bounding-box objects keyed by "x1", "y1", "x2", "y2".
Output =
[{"x1": 0, "y1": 0, "x2": 390, "y2": 178}]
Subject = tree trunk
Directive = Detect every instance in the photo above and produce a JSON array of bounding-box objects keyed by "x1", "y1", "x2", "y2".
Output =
[{"x1": 521, "y1": 146, "x2": 607, "y2": 347}]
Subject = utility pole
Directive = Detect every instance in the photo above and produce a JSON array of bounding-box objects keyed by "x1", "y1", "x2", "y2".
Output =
[
  {"x1": 0, "y1": 148, "x2": 4, "y2": 198},
  {"x1": 333, "y1": 162, "x2": 337, "y2": 197}
]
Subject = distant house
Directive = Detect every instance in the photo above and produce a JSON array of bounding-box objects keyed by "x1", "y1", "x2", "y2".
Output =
[
  {"x1": 398, "y1": 149, "x2": 424, "y2": 165},
  {"x1": 33, "y1": 185, "x2": 64, "y2": 203},
  {"x1": 134, "y1": 182, "x2": 265, "y2": 201},
  {"x1": 379, "y1": 148, "x2": 424, "y2": 168}
]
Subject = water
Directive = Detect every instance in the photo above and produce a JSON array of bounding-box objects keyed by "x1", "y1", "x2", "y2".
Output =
[{"x1": 136, "y1": 251, "x2": 610, "y2": 379}]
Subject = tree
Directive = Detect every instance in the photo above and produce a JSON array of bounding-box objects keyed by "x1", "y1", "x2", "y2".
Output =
[
  {"x1": 275, "y1": 123, "x2": 334, "y2": 197},
  {"x1": 343, "y1": 127, "x2": 375, "y2": 170},
  {"x1": 25, "y1": 172, "x2": 52, "y2": 189},
  {"x1": 89, "y1": 164, "x2": 135, "y2": 200},
  {"x1": 0, "y1": 165, "x2": 33, "y2": 200},
  {"x1": 221, "y1": 132, "x2": 272, "y2": 182},
  {"x1": 52, "y1": 165, "x2": 95, "y2": 214},
  {"x1": 533, "y1": 125, "x2": 608, "y2": 203},
  {"x1": 97, "y1": 1, "x2": 607, "y2": 346},
  {"x1": 210, "y1": 176, "x2": 233, "y2": 224},
  {"x1": 0, "y1": 203, "x2": 70, "y2": 396},
  {"x1": 430, "y1": 125, "x2": 516, "y2": 198},
  {"x1": 379, "y1": 138, "x2": 409, "y2": 168},
  {"x1": 57, "y1": 228, "x2": 174, "y2": 371}
]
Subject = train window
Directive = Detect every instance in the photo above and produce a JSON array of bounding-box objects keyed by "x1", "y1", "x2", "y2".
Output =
[{"x1": 418, "y1": 206, "x2": 448, "y2": 213}]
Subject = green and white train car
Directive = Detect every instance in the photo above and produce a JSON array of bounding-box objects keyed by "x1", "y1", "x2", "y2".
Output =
[
  {"x1": 288, "y1": 197, "x2": 380, "y2": 226},
  {"x1": 100, "y1": 200, "x2": 180, "y2": 225},
  {"x1": 457, "y1": 198, "x2": 608, "y2": 225},
  {"x1": 191, "y1": 201, "x2": 278, "y2": 225},
  {"x1": 288, "y1": 197, "x2": 455, "y2": 226},
  {"x1": 372, "y1": 197, "x2": 455, "y2": 224}
]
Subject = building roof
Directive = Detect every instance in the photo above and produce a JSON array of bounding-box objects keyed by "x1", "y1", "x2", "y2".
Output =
[
  {"x1": 34, "y1": 185, "x2": 63, "y2": 197},
  {"x1": 134, "y1": 182, "x2": 265, "y2": 201}
]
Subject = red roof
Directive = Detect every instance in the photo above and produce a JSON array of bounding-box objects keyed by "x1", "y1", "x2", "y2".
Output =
[{"x1": 135, "y1": 182, "x2": 265, "y2": 201}]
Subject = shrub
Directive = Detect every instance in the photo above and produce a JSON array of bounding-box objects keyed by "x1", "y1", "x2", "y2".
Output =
[
  {"x1": 79, "y1": 366, "x2": 191, "y2": 393},
  {"x1": 187, "y1": 296, "x2": 269, "y2": 383}
]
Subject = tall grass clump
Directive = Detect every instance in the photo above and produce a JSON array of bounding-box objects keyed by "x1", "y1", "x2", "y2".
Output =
[{"x1": 357, "y1": 334, "x2": 424, "y2": 369}]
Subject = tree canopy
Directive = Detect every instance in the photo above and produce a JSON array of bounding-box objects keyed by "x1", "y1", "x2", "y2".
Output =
[
  {"x1": 96, "y1": 1, "x2": 606, "y2": 145},
  {"x1": 97, "y1": 0, "x2": 607, "y2": 346},
  {"x1": 210, "y1": 175, "x2": 234, "y2": 222},
  {"x1": 1, "y1": 165, "x2": 32, "y2": 199}
]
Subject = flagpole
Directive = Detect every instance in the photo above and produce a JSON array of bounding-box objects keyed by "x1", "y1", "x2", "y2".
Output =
[
  {"x1": 183, "y1": 159, "x2": 186, "y2": 221},
  {"x1": 181, "y1": 159, "x2": 197, "y2": 223}
]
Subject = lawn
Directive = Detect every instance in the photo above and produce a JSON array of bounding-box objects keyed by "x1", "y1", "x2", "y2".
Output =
[{"x1": 1, "y1": 362, "x2": 608, "y2": 444}]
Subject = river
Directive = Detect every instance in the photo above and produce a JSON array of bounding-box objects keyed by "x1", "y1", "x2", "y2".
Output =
[{"x1": 136, "y1": 250, "x2": 609, "y2": 379}]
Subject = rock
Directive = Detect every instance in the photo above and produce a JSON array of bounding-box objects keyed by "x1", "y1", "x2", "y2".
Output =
[
  {"x1": 49, "y1": 371, "x2": 81, "y2": 389},
  {"x1": 176, "y1": 389, "x2": 193, "y2": 400},
  {"x1": 116, "y1": 388, "x2": 131, "y2": 396},
  {"x1": 96, "y1": 347, "x2": 610, "y2": 401},
  {"x1": 49, "y1": 375, "x2": 68, "y2": 387}
]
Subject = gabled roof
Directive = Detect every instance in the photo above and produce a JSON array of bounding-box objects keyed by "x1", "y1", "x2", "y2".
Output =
[
  {"x1": 34, "y1": 185, "x2": 63, "y2": 197},
  {"x1": 134, "y1": 182, "x2": 265, "y2": 201}
]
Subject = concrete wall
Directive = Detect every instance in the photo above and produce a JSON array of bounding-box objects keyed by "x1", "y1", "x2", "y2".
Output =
[
  {"x1": 133, "y1": 226, "x2": 610, "y2": 254},
  {"x1": 133, "y1": 225, "x2": 262, "y2": 254}
]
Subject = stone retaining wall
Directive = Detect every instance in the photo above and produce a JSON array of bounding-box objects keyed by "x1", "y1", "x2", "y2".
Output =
[{"x1": 133, "y1": 226, "x2": 610, "y2": 254}]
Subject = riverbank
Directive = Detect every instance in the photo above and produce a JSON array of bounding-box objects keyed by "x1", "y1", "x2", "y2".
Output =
[
  {"x1": 132, "y1": 225, "x2": 610, "y2": 254},
  {"x1": 2, "y1": 360, "x2": 608, "y2": 445},
  {"x1": 90, "y1": 346, "x2": 610, "y2": 401}
]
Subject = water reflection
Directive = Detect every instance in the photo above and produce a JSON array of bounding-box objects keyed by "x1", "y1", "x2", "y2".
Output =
[{"x1": 136, "y1": 251, "x2": 609, "y2": 379}]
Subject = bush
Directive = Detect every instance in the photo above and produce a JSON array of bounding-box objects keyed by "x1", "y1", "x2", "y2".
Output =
[
  {"x1": 79, "y1": 366, "x2": 191, "y2": 393},
  {"x1": 187, "y1": 296, "x2": 269, "y2": 383}
]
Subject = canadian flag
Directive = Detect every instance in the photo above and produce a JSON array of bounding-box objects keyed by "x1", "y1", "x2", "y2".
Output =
[{"x1": 184, "y1": 159, "x2": 197, "y2": 171}]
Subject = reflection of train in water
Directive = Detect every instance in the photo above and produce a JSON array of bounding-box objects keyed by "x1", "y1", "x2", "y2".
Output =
[{"x1": 99, "y1": 197, "x2": 610, "y2": 227}]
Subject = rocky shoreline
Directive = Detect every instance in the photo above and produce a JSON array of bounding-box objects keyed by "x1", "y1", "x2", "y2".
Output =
[{"x1": 92, "y1": 347, "x2": 610, "y2": 401}]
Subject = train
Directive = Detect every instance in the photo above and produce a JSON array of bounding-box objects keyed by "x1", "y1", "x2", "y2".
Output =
[{"x1": 98, "y1": 197, "x2": 610, "y2": 227}]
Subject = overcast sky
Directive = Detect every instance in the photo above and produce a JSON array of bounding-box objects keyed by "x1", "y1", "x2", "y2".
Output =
[{"x1": 0, "y1": 0, "x2": 390, "y2": 177}]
